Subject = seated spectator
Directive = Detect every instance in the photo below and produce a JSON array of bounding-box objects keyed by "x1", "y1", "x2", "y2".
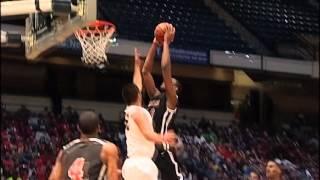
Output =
[
  {"x1": 266, "y1": 160, "x2": 284, "y2": 180},
  {"x1": 35, "y1": 128, "x2": 51, "y2": 144},
  {"x1": 28, "y1": 113, "x2": 39, "y2": 129},
  {"x1": 249, "y1": 171, "x2": 260, "y2": 180},
  {"x1": 1, "y1": 106, "x2": 318, "y2": 179}
]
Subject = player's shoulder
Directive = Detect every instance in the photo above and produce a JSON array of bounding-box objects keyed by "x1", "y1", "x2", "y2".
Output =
[
  {"x1": 140, "y1": 106, "x2": 150, "y2": 114},
  {"x1": 63, "y1": 138, "x2": 109, "y2": 150},
  {"x1": 91, "y1": 138, "x2": 118, "y2": 154},
  {"x1": 127, "y1": 105, "x2": 146, "y2": 114},
  {"x1": 63, "y1": 139, "x2": 81, "y2": 150},
  {"x1": 102, "y1": 141, "x2": 118, "y2": 150},
  {"x1": 126, "y1": 105, "x2": 142, "y2": 111},
  {"x1": 88, "y1": 138, "x2": 109, "y2": 145},
  {"x1": 101, "y1": 141, "x2": 119, "y2": 156},
  {"x1": 100, "y1": 141, "x2": 119, "y2": 162}
]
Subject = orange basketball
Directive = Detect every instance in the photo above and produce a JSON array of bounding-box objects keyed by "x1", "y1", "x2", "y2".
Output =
[{"x1": 154, "y1": 22, "x2": 169, "y2": 43}]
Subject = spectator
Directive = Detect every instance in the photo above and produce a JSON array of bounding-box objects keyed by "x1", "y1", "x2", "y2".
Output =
[
  {"x1": 249, "y1": 171, "x2": 260, "y2": 180},
  {"x1": 35, "y1": 128, "x2": 51, "y2": 144},
  {"x1": 1, "y1": 105, "x2": 318, "y2": 179},
  {"x1": 266, "y1": 160, "x2": 283, "y2": 180},
  {"x1": 28, "y1": 113, "x2": 39, "y2": 129}
]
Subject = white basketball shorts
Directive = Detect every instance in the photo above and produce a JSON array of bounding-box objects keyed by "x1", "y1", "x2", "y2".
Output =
[{"x1": 122, "y1": 157, "x2": 158, "y2": 180}]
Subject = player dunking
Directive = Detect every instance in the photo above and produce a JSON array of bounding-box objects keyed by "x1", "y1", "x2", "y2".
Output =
[
  {"x1": 121, "y1": 48, "x2": 177, "y2": 180},
  {"x1": 48, "y1": 111, "x2": 120, "y2": 180},
  {"x1": 142, "y1": 24, "x2": 183, "y2": 180}
]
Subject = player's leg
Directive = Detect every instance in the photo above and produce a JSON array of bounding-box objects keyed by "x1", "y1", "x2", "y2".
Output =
[{"x1": 155, "y1": 150, "x2": 183, "y2": 180}]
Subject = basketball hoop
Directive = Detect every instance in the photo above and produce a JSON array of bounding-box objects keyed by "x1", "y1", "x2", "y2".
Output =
[{"x1": 74, "y1": 20, "x2": 116, "y2": 66}]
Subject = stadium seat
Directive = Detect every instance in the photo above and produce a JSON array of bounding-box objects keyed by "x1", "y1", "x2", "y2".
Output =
[
  {"x1": 98, "y1": 0, "x2": 256, "y2": 53},
  {"x1": 216, "y1": 0, "x2": 319, "y2": 49}
]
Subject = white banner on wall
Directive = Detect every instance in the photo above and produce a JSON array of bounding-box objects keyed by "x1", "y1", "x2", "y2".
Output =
[
  {"x1": 263, "y1": 56, "x2": 313, "y2": 76},
  {"x1": 312, "y1": 61, "x2": 319, "y2": 78},
  {"x1": 210, "y1": 50, "x2": 261, "y2": 70}
]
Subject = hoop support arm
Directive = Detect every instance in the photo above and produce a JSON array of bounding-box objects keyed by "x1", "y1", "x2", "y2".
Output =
[
  {"x1": 1, "y1": 0, "x2": 77, "y2": 16},
  {"x1": 1, "y1": 31, "x2": 24, "y2": 48}
]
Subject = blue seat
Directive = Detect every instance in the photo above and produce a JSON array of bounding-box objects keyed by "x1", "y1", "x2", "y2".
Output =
[
  {"x1": 215, "y1": 0, "x2": 318, "y2": 51},
  {"x1": 99, "y1": 0, "x2": 256, "y2": 54}
]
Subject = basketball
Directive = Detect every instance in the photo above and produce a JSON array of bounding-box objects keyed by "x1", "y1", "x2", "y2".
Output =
[{"x1": 154, "y1": 22, "x2": 169, "y2": 43}]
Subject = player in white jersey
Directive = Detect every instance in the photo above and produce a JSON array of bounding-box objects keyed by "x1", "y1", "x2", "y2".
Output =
[{"x1": 121, "y1": 48, "x2": 177, "y2": 180}]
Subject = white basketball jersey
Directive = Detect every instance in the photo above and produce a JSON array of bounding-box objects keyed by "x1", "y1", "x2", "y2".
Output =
[{"x1": 124, "y1": 105, "x2": 155, "y2": 158}]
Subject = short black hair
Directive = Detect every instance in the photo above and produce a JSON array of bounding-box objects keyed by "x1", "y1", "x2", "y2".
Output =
[
  {"x1": 78, "y1": 111, "x2": 99, "y2": 135},
  {"x1": 122, "y1": 83, "x2": 140, "y2": 105}
]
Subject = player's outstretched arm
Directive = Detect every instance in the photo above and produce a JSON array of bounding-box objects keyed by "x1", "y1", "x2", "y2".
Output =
[
  {"x1": 142, "y1": 38, "x2": 161, "y2": 98},
  {"x1": 133, "y1": 109, "x2": 176, "y2": 145},
  {"x1": 48, "y1": 150, "x2": 63, "y2": 180},
  {"x1": 101, "y1": 142, "x2": 121, "y2": 180},
  {"x1": 161, "y1": 24, "x2": 177, "y2": 110},
  {"x1": 133, "y1": 48, "x2": 143, "y2": 92}
]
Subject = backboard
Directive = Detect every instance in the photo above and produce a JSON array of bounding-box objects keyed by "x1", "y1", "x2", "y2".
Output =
[{"x1": 25, "y1": 0, "x2": 97, "y2": 60}]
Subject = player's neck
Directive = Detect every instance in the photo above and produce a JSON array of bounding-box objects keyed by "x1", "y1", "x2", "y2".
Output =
[
  {"x1": 130, "y1": 101, "x2": 141, "y2": 106},
  {"x1": 80, "y1": 133, "x2": 98, "y2": 139}
]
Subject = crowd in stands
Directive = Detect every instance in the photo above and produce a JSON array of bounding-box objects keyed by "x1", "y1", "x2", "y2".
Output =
[
  {"x1": 175, "y1": 120, "x2": 318, "y2": 179},
  {"x1": 1, "y1": 105, "x2": 319, "y2": 179}
]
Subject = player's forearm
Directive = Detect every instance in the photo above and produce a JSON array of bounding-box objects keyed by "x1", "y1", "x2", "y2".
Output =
[
  {"x1": 144, "y1": 131, "x2": 164, "y2": 144},
  {"x1": 161, "y1": 42, "x2": 171, "y2": 75},
  {"x1": 133, "y1": 63, "x2": 143, "y2": 92},
  {"x1": 142, "y1": 42, "x2": 157, "y2": 74}
]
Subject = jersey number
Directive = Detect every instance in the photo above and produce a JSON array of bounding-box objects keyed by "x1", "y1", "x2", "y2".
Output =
[
  {"x1": 124, "y1": 113, "x2": 129, "y2": 130},
  {"x1": 68, "y1": 157, "x2": 85, "y2": 180}
]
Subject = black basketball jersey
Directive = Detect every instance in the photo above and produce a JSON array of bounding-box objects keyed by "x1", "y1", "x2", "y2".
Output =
[
  {"x1": 61, "y1": 138, "x2": 107, "y2": 180},
  {"x1": 147, "y1": 93, "x2": 177, "y2": 134}
]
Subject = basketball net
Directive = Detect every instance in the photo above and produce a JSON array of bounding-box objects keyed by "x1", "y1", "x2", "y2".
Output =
[{"x1": 74, "y1": 21, "x2": 116, "y2": 66}]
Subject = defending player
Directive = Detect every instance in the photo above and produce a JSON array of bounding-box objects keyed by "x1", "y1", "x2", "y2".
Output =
[{"x1": 121, "y1": 48, "x2": 177, "y2": 180}]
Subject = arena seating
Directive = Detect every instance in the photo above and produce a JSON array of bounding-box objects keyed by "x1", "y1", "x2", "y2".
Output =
[
  {"x1": 98, "y1": 0, "x2": 256, "y2": 53},
  {"x1": 216, "y1": 0, "x2": 319, "y2": 49},
  {"x1": 1, "y1": 106, "x2": 318, "y2": 179}
]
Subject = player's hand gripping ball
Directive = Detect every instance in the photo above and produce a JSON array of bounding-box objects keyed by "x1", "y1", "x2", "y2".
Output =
[{"x1": 154, "y1": 22, "x2": 170, "y2": 43}]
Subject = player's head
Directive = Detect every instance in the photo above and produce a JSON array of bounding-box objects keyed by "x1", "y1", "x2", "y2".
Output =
[
  {"x1": 266, "y1": 160, "x2": 283, "y2": 180},
  {"x1": 122, "y1": 83, "x2": 142, "y2": 105},
  {"x1": 78, "y1": 111, "x2": 100, "y2": 136},
  {"x1": 249, "y1": 171, "x2": 260, "y2": 180},
  {"x1": 160, "y1": 78, "x2": 182, "y2": 94}
]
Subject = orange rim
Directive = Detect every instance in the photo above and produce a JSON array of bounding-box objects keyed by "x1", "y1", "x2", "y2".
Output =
[{"x1": 75, "y1": 20, "x2": 116, "y2": 36}]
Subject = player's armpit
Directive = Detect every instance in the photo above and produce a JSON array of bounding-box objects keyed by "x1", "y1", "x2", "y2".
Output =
[{"x1": 101, "y1": 142, "x2": 121, "y2": 180}]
